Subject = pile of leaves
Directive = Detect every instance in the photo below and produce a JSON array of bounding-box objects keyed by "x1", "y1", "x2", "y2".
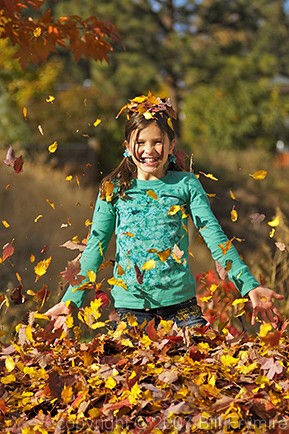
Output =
[{"x1": 0, "y1": 302, "x2": 289, "y2": 434}]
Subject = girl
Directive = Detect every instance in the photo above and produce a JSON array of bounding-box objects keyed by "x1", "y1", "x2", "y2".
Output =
[{"x1": 46, "y1": 92, "x2": 283, "y2": 332}]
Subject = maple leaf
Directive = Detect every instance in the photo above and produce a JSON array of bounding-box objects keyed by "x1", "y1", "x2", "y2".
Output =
[
  {"x1": 34, "y1": 257, "x2": 52, "y2": 281},
  {"x1": 60, "y1": 258, "x2": 85, "y2": 286}
]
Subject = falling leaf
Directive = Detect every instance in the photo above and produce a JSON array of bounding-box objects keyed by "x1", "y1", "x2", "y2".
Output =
[
  {"x1": 46, "y1": 198, "x2": 55, "y2": 209},
  {"x1": 230, "y1": 206, "x2": 238, "y2": 222},
  {"x1": 2, "y1": 239, "x2": 14, "y2": 262},
  {"x1": 148, "y1": 248, "x2": 171, "y2": 262},
  {"x1": 46, "y1": 95, "x2": 55, "y2": 103},
  {"x1": 3, "y1": 146, "x2": 24, "y2": 173},
  {"x1": 141, "y1": 259, "x2": 156, "y2": 270},
  {"x1": 107, "y1": 277, "x2": 127, "y2": 290},
  {"x1": 34, "y1": 214, "x2": 43, "y2": 223},
  {"x1": 218, "y1": 239, "x2": 233, "y2": 254},
  {"x1": 134, "y1": 263, "x2": 145, "y2": 284},
  {"x1": 268, "y1": 216, "x2": 279, "y2": 227},
  {"x1": 123, "y1": 232, "x2": 134, "y2": 237},
  {"x1": 171, "y1": 244, "x2": 184, "y2": 263},
  {"x1": 48, "y1": 141, "x2": 58, "y2": 153},
  {"x1": 33, "y1": 27, "x2": 42, "y2": 37},
  {"x1": 229, "y1": 189, "x2": 238, "y2": 200},
  {"x1": 2, "y1": 220, "x2": 10, "y2": 228},
  {"x1": 269, "y1": 228, "x2": 275, "y2": 238},
  {"x1": 275, "y1": 242, "x2": 286, "y2": 252},
  {"x1": 117, "y1": 264, "x2": 125, "y2": 275},
  {"x1": 199, "y1": 171, "x2": 218, "y2": 181},
  {"x1": 146, "y1": 190, "x2": 158, "y2": 200},
  {"x1": 249, "y1": 170, "x2": 267, "y2": 180},
  {"x1": 87, "y1": 270, "x2": 97, "y2": 283},
  {"x1": 34, "y1": 257, "x2": 52, "y2": 281},
  {"x1": 168, "y1": 205, "x2": 182, "y2": 215},
  {"x1": 38, "y1": 124, "x2": 44, "y2": 135},
  {"x1": 65, "y1": 175, "x2": 73, "y2": 181},
  {"x1": 23, "y1": 106, "x2": 28, "y2": 119},
  {"x1": 100, "y1": 180, "x2": 114, "y2": 202},
  {"x1": 93, "y1": 118, "x2": 101, "y2": 127},
  {"x1": 232, "y1": 298, "x2": 248, "y2": 306},
  {"x1": 249, "y1": 213, "x2": 266, "y2": 224},
  {"x1": 60, "y1": 259, "x2": 84, "y2": 286}
]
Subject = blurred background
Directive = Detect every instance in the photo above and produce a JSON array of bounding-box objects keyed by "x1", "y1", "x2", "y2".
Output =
[{"x1": 1, "y1": 0, "x2": 289, "y2": 340}]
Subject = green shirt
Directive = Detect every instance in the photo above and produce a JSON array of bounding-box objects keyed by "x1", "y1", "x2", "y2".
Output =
[{"x1": 62, "y1": 171, "x2": 259, "y2": 309}]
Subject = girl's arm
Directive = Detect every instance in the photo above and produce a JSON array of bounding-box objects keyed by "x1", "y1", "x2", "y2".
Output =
[
  {"x1": 189, "y1": 176, "x2": 283, "y2": 325},
  {"x1": 45, "y1": 193, "x2": 116, "y2": 328}
]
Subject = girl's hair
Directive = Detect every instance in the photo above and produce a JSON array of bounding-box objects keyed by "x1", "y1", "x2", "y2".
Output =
[{"x1": 100, "y1": 112, "x2": 184, "y2": 198}]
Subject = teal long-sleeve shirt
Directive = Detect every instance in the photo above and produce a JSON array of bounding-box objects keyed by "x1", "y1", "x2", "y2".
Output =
[{"x1": 61, "y1": 171, "x2": 260, "y2": 309}]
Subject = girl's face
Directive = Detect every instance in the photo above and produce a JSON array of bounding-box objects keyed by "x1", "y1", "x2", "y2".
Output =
[{"x1": 126, "y1": 123, "x2": 175, "y2": 181}]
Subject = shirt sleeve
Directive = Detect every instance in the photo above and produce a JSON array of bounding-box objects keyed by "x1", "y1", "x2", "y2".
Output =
[
  {"x1": 61, "y1": 194, "x2": 116, "y2": 307},
  {"x1": 188, "y1": 175, "x2": 260, "y2": 296}
]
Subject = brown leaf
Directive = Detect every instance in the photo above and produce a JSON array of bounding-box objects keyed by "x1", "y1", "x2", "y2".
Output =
[{"x1": 60, "y1": 258, "x2": 85, "y2": 286}]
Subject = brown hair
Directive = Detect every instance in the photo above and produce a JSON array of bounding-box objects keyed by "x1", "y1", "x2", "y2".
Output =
[{"x1": 100, "y1": 112, "x2": 183, "y2": 198}]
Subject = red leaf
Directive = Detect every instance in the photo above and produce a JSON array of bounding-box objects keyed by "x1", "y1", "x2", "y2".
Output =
[
  {"x1": 145, "y1": 319, "x2": 160, "y2": 342},
  {"x1": 10, "y1": 284, "x2": 26, "y2": 305},
  {"x1": 3, "y1": 146, "x2": 24, "y2": 173},
  {"x1": 95, "y1": 290, "x2": 110, "y2": 307},
  {"x1": 134, "y1": 262, "x2": 145, "y2": 284},
  {"x1": 13, "y1": 155, "x2": 24, "y2": 173},
  {"x1": 2, "y1": 239, "x2": 15, "y2": 262}
]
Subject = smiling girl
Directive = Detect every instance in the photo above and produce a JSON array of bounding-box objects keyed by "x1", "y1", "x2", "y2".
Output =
[{"x1": 45, "y1": 92, "x2": 283, "y2": 332}]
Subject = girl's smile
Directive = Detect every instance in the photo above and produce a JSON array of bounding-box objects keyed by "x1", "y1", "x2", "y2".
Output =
[{"x1": 126, "y1": 123, "x2": 175, "y2": 180}]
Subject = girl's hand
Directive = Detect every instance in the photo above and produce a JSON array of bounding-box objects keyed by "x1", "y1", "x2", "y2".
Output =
[
  {"x1": 44, "y1": 302, "x2": 72, "y2": 335},
  {"x1": 248, "y1": 286, "x2": 284, "y2": 326}
]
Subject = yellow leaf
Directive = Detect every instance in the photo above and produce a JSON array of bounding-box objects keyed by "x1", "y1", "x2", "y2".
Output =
[
  {"x1": 91, "y1": 321, "x2": 106, "y2": 329},
  {"x1": 268, "y1": 216, "x2": 280, "y2": 227},
  {"x1": 98, "y1": 241, "x2": 103, "y2": 256},
  {"x1": 143, "y1": 111, "x2": 154, "y2": 119},
  {"x1": 200, "y1": 296, "x2": 212, "y2": 302},
  {"x1": 46, "y1": 95, "x2": 55, "y2": 103},
  {"x1": 128, "y1": 383, "x2": 141, "y2": 405},
  {"x1": 141, "y1": 259, "x2": 156, "y2": 270},
  {"x1": 123, "y1": 232, "x2": 134, "y2": 237},
  {"x1": 48, "y1": 141, "x2": 58, "y2": 153},
  {"x1": 146, "y1": 190, "x2": 158, "y2": 200},
  {"x1": 66, "y1": 315, "x2": 74, "y2": 329},
  {"x1": 199, "y1": 171, "x2": 218, "y2": 181},
  {"x1": 220, "y1": 354, "x2": 239, "y2": 366},
  {"x1": 87, "y1": 270, "x2": 96, "y2": 283},
  {"x1": 232, "y1": 298, "x2": 248, "y2": 306},
  {"x1": 34, "y1": 214, "x2": 43, "y2": 223},
  {"x1": 65, "y1": 175, "x2": 73, "y2": 181},
  {"x1": 229, "y1": 189, "x2": 238, "y2": 200},
  {"x1": 107, "y1": 277, "x2": 127, "y2": 290},
  {"x1": 34, "y1": 257, "x2": 52, "y2": 280},
  {"x1": 2, "y1": 220, "x2": 10, "y2": 228},
  {"x1": 93, "y1": 118, "x2": 101, "y2": 127},
  {"x1": 218, "y1": 239, "x2": 233, "y2": 254},
  {"x1": 61, "y1": 385, "x2": 73, "y2": 404},
  {"x1": 46, "y1": 198, "x2": 55, "y2": 209},
  {"x1": 168, "y1": 205, "x2": 182, "y2": 215},
  {"x1": 25, "y1": 325, "x2": 34, "y2": 343},
  {"x1": 167, "y1": 117, "x2": 174, "y2": 130},
  {"x1": 23, "y1": 106, "x2": 28, "y2": 119},
  {"x1": 249, "y1": 170, "x2": 267, "y2": 180},
  {"x1": 258, "y1": 323, "x2": 272, "y2": 338},
  {"x1": 117, "y1": 264, "x2": 125, "y2": 275},
  {"x1": 30, "y1": 254, "x2": 35, "y2": 263},
  {"x1": 100, "y1": 180, "x2": 114, "y2": 202},
  {"x1": 269, "y1": 228, "x2": 275, "y2": 238},
  {"x1": 105, "y1": 376, "x2": 117, "y2": 389},
  {"x1": 33, "y1": 313, "x2": 49, "y2": 320},
  {"x1": 1, "y1": 374, "x2": 16, "y2": 384},
  {"x1": 85, "y1": 219, "x2": 92, "y2": 227},
  {"x1": 5, "y1": 356, "x2": 15, "y2": 373},
  {"x1": 148, "y1": 248, "x2": 171, "y2": 262},
  {"x1": 230, "y1": 206, "x2": 238, "y2": 222},
  {"x1": 33, "y1": 26, "x2": 42, "y2": 37},
  {"x1": 209, "y1": 284, "x2": 218, "y2": 293}
]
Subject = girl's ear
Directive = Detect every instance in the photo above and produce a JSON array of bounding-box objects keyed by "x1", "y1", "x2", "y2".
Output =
[{"x1": 169, "y1": 139, "x2": 176, "y2": 153}]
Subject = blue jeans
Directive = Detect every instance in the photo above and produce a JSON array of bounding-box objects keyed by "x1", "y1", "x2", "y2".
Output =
[{"x1": 116, "y1": 297, "x2": 207, "y2": 328}]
